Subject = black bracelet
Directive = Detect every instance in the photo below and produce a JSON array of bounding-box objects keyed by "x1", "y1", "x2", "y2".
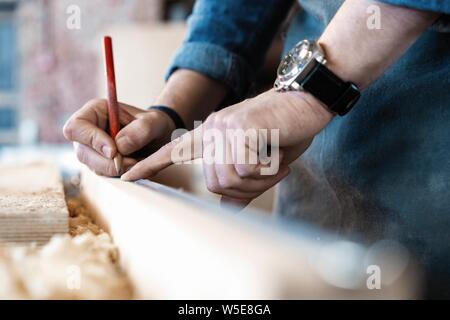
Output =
[{"x1": 147, "y1": 105, "x2": 186, "y2": 130}]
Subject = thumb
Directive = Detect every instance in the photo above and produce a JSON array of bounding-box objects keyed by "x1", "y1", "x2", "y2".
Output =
[{"x1": 115, "y1": 114, "x2": 161, "y2": 156}]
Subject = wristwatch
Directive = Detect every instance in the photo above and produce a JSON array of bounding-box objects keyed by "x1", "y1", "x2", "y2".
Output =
[{"x1": 274, "y1": 40, "x2": 360, "y2": 116}]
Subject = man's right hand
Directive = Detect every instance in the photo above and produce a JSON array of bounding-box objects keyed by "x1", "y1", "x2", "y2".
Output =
[
  {"x1": 63, "y1": 99, "x2": 176, "y2": 176},
  {"x1": 64, "y1": 69, "x2": 228, "y2": 176}
]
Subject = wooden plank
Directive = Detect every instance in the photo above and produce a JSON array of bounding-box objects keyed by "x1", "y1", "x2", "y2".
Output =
[
  {"x1": 81, "y1": 168, "x2": 419, "y2": 299},
  {"x1": 0, "y1": 162, "x2": 69, "y2": 245}
]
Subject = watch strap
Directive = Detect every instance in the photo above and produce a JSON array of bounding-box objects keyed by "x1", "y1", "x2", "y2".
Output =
[
  {"x1": 300, "y1": 60, "x2": 360, "y2": 116},
  {"x1": 148, "y1": 105, "x2": 186, "y2": 130}
]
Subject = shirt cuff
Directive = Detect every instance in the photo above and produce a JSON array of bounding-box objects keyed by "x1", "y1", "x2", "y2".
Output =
[{"x1": 165, "y1": 42, "x2": 253, "y2": 104}]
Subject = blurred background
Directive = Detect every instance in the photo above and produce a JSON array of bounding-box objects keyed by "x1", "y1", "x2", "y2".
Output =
[{"x1": 0, "y1": 0, "x2": 196, "y2": 145}]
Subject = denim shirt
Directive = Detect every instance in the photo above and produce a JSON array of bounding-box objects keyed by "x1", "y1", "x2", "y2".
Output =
[{"x1": 166, "y1": 0, "x2": 450, "y2": 298}]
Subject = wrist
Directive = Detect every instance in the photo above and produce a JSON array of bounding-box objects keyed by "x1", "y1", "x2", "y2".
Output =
[
  {"x1": 148, "y1": 106, "x2": 186, "y2": 131},
  {"x1": 283, "y1": 90, "x2": 334, "y2": 135},
  {"x1": 295, "y1": 90, "x2": 334, "y2": 123},
  {"x1": 146, "y1": 107, "x2": 177, "y2": 133},
  {"x1": 318, "y1": 38, "x2": 373, "y2": 90}
]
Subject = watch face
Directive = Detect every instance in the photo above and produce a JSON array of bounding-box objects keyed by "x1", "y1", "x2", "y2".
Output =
[{"x1": 276, "y1": 40, "x2": 322, "y2": 89}]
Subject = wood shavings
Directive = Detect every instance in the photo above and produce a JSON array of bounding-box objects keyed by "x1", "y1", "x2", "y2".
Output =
[
  {"x1": 0, "y1": 197, "x2": 134, "y2": 300},
  {"x1": 67, "y1": 198, "x2": 102, "y2": 236}
]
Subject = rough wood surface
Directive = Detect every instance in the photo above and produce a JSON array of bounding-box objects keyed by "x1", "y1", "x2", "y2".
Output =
[{"x1": 0, "y1": 163, "x2": 69, "y2": 245}]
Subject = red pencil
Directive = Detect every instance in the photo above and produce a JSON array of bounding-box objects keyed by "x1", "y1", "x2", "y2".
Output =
[{"x1": 103, "y1": 36, "x2": 122, "y2": 175}]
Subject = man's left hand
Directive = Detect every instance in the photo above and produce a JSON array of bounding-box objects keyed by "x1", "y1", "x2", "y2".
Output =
[{"x1": 122, "y1": 89, "x2": 333, "y2": 209}]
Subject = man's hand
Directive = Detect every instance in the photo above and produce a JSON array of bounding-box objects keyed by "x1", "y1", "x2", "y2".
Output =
[
  {"x1": 122, "y1": 89, "x2": 333, "y2": 208},
  {"x1": 63, "y1": 99, "x2": 175, "y2": 176},
  {"x1": 64, "y1": 70, "x2": 227, "y2": 177}
]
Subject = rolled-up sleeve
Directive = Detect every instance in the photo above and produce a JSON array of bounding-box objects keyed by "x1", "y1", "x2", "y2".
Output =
[{"x1": 165, "y1": 0, "x2": 294, "y2": 103}]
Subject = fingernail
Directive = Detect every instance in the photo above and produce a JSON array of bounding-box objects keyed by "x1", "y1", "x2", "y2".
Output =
[
  {"x1": 102, "y1": 146, "x2": 113, "y2": 159},
  {"x1": 116, "y1": 136, "x2": 131, "y2": 150},
  {"x1": 121, "y1": 172, "x2": 133, "y2": 181}
]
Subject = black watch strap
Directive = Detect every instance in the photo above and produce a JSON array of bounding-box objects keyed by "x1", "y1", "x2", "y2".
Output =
[
  {"x1": 300, "y1": 60, "x2": 360, "y2": 116},
  {"x1": 148, "y1": 105, "x2": 186, "y2": 130}
]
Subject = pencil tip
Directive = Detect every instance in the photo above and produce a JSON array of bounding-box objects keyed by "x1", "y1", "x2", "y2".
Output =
[{"x1": 113, "y1": 155, "x2": 122, "y2": 176}]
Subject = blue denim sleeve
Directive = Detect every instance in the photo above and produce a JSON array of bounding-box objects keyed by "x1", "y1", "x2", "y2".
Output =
[
  {"x1": 165, "y1": 0, "x2": 294, "y2": 103},
  {"x1": 379, "y1": 0, "x2": 450, "y2": 31},
  {"x1": 378, "y1": 0, "x2": 450, "y2": 13}
]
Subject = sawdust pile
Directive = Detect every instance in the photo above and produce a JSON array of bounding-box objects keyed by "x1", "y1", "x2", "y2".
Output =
[
  {"x1": 67, "y1": 198, "x2": 102, "y2": 236},
  {"x1": 0, "y1": 197, "x2": 134, "y2": 300}
]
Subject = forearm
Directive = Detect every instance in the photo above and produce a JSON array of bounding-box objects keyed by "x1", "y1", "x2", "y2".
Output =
[
  {"x1": 154, "y1": 69, "x2": 227, "y2": 130},
  {"x1": 318, "y1": 0, "x2": 438, "y2": 89}
]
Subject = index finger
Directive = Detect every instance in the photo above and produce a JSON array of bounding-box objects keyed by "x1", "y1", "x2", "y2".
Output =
[{"x1": 121, "y1": 126, "x2": 202, "y2": 181}]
